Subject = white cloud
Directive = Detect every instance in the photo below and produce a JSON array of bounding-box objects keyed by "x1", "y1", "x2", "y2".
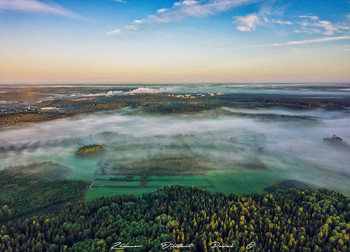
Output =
[
  {"x1": 239, "y1": 36, "x2": 350, "y2": 49},
  {"x1": 112, "y1": 0, "x2": 126, "y2": 3},
  {"x1": 0, "y1": 0, "x2": 81, "y2": 18},
  {"x1": 314, "y1": 20, "x2": 338, "y2": 35},
  {"x1": 115, "y1": 0, "x2": 259, "y2": 32},
  {"x1": 234, "y1": 13, "x2": 261, "y2": 31},
  {"x1": 283, "y1": 36, "x2": 350, "y2": 45},
  {"x1": 299, "y1": 15, "x2": 319, "y2": 20},
  {"x1": 125, "y1": 15, "x2": 171, "y2": 30},
  {"x1": 296, "y1": 28, "x2": 322, "y2": 34},
  {"x1": 270, "y1": 19, "x2": 292, "y2": 25},
  {"x1": 180, "y1": 0, "x2": 199, "y2": 6},
  {"x1": 157, "y1": 8, "x2": 168, "y2": 13},
  {"x1": 106, "y1": 29, "x2": 121, "y2": 36},
  {"x1": 296, "y1": 16, "x2": 348, "y2": 35},
  {"x1": 109, "y1": 0, "x2": 290, "y2": 34},
  {"x1": 233, "y1": 11, "x2": 291, "y2": 32}
]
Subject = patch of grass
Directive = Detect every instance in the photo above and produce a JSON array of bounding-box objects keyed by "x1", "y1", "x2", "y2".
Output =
[
  {"x1": 206, "y1": 169, "x2": 278, "y2": 195},
  {"x1": 65, "y1": 158, "x2": 99, "y2": 180},
  {"x1": 93, "y1": 175, "x2": 141, "y2": 180},
  {"x1": 147, "y1": 180, "x2": 210, "y2": 187},
  {"x1": 147, "y1": 175, "x2": 207, "y2": 180},
  {"x1": 93, "y1": 180, "x2": 140, "y2": 187}
]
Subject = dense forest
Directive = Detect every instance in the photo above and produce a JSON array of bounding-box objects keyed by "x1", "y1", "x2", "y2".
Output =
[
  {"x1": 0, "y1": 163, "x2": 88, "y2": 223},
  {"x1": 1, "y1": 186, "x2": 349, "y2": 251}
]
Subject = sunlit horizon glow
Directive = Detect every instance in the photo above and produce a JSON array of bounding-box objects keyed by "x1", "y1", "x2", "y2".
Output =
[{"x1": 0, "y1": 0, "x2": 349, "y2": 84}]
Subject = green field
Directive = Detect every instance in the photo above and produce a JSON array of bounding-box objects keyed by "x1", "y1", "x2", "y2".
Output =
[
  {"x1": 93, "y1": 180, "x2": 141, "y2": 187},
  {"x1": 61, "y1": 152, "x2": 333, "y2": 202},
  {"x1": 147, "y1": 180, "x2": 210, "y2": 186},
  {"x1": 93, "y1": 175, "x2": 141, "y2": 180},
  {"x1": 147, "y1": 175, "x2": 207, "y2": 180},
  {"x1": 81, "y1": 170, "x2": 279, "y2": 201},
  {"x1": 205, "y1": 169, "x2": 279, "y2": 194}
]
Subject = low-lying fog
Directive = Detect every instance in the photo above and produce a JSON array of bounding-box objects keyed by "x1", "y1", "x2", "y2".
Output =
[{"x1": 1, "y1": 107, "x2": 349, "y2": 194}]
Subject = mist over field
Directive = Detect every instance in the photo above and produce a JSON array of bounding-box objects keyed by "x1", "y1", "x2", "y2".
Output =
[{"x1": 1, "y1": 94, "x2": 349, "y2": 195}]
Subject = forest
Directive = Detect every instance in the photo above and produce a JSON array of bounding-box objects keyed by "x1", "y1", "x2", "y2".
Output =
[
  {"x1": 2, "y1": 92, "x2": 350, "y2": 128},
  {"x1": 1, "y1": 186, "x2": 349, "y2": 251},
  {"x1": 0, "y1": 163, "x2": 88, "y2": 223}
]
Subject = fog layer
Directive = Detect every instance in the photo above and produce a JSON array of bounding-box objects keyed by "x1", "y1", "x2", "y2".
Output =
[{"x1": 1, "y1": 105, "x2": 349, "y2": 194}]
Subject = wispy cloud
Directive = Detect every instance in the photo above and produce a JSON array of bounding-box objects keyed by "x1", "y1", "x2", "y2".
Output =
[
  {"x1": 233, "y1": 15, "x2": 292, "y2": 32},
  {"x1": 0, "y1": 0, "x2": 82, "y2": 19},
  {"x1": 269, "y1": 19, "x2": 292, "y2": 25},
  {"x1": 111, "y1": 0, "x2": 126, "y2": 3},
  {"x1": 299, "y1": 15, "x2": 318, "y2": 20},
  {"x1": 110, "y1": 0, "x2": 260, "y2": 32},
  {"x1": 234, "y1": 13, "x2": 261, "y2": 31},
  {"x1": 157, "y1": 8, "x2": 169, "y2": 13},
  {"x1": 106, "y1": 29, "x2": 121, "y2": 36},
  {"x1": 233, "y1": 2, "x2": 292, "y2": 32},
  {"x1": 238, "y1": 36, "x2": 350, "y2": 49},
  {"x1": 314, "y1": 20, "x2": 338, "y2": 35},
  {"x1": 296, "y1": 16, "x2": 349, "y2": 35},
  {"x1": 294, "y1": 28, "x2": 321, "y2": 34}
]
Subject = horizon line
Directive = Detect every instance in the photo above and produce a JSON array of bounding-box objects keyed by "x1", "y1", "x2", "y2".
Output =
[{"x1": 1, "y1": 82, "x2": 350, "y2": 85}]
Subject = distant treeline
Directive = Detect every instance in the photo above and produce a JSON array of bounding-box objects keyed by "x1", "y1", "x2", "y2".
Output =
[
  {"x1": 2, "y1": 94, "x2": 350, "y2": 127},
  {"x1": 1, "y1": 186, "x2": 349, "y2": 251}
]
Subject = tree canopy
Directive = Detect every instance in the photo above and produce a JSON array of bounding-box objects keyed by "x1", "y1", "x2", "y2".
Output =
[{"x1": 1, "y1": 186, "x2": 349, "y2": 251}]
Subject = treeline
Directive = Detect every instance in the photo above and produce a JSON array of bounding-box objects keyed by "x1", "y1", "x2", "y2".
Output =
[
  {"x1": 3, "y1": 94, "x2": 350, "y2": 127},
  {"x1": 0, "y1": 171, "x2": 88, "y2": 223},
  {"x1": 1, "y1": 186, "x2": 349, "y2": 251},
  {"x1": 0, "y1": 113, "x2": 64, "y2": 127}
]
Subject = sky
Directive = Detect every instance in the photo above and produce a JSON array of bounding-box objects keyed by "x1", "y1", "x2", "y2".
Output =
[{"x1": 0, "y1": 0, "x2": 349, "y2": 84}]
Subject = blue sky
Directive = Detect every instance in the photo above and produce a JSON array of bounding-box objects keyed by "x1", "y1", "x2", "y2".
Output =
[{"x1": 0, "y1": 0, "x2": 349, "y2": 83}]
